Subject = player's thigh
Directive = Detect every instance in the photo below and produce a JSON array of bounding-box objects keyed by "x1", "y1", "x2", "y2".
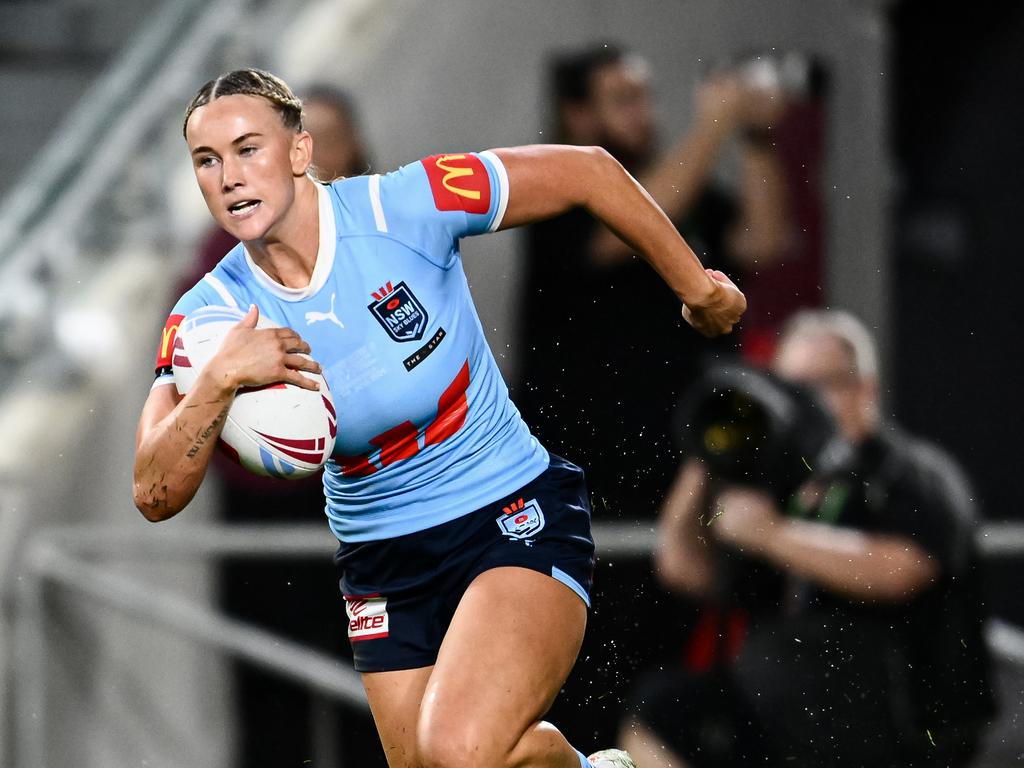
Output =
[
  {"x1": 362, "y1": 665, "x2": 433, "y2": 768},
  {"x1": 418, "y1": 566, "x2": 587, "y2": 756}
]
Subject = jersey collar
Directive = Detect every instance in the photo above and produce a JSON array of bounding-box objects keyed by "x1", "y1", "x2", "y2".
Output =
[{"x1": 242, "y1": 181, "x2": 337, "y2": 301}]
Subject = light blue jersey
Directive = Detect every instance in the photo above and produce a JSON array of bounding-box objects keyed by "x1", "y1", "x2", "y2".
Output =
[{"x1": 154, "y1": 151, "x2": 549, "y2": 542}]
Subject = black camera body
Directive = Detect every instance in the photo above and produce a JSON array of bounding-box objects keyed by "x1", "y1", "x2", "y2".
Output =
[{"x1": 675, "y1": 363, "x2": 847, "y2": 503}]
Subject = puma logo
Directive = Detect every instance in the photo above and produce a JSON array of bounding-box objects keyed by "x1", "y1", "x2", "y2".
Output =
[{"x1": 305, "y1": 292, "x2": 345, "y2": 330}]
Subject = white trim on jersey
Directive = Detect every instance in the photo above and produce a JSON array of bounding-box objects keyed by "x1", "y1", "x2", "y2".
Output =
[
  {"x1": 241, "y1": 183, "x2": 338, "y2": 302},
  {"x1": 480, "y1": 150, "x2": 510, "y2": 232},
  {"x1": 368, "y1": 174, "x2": 388, "y2": 233},
  {"x1": 202, "y1": 272, "x2": 240, "y2": 307},
  {"x1": 151, "y1": 374, "x2": 175, "y2": 389}
]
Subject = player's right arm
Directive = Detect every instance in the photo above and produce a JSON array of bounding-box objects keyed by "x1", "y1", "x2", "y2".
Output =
[
  {"x1": 132, "y1": 305, "x2": 321, "y2": 522},
  {"x1": 495, "y1": 144, "x2": 745, "y2": 338}
]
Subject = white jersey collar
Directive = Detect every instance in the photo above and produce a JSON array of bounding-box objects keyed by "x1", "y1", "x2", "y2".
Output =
[{"x1": 243, "y1": 181, "x2": 336, "y2": 301}]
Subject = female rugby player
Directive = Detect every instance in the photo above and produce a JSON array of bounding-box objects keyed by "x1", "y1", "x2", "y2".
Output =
[{"x1": 133, "y1": 69, "x2": 745, "y2": 768}]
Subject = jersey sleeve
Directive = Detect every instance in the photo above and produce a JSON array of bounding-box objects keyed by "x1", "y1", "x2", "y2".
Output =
[
  {"x1": 151, "y1": 285, "x2": 217, "y2": 388},
  {"x1": 375, "y1": 150, "x2": 510, "y2": 268}
]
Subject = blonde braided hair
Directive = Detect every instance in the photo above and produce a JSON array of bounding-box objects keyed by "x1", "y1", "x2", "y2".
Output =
[{"x1": 183, "y1": 68, "x2": 304, "y2": 138}]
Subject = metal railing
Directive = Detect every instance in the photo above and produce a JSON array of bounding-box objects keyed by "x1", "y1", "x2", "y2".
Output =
[
  {"x1": 0, "y1": 0, "x2": 211, "y2": 265},
  {"x1": 13, "y1": 526, "x2": 370, "y2": 768},
  {"x1": 12, "y1": 519, "x2": 1024, "y2": 768},
  {"x1": 0, "y1": 0, "x2": 248, "y2": 387}
]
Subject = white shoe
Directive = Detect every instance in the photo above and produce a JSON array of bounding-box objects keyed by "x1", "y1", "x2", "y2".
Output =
[{"x1": 588, "y1": 749, "x2": 637, "y2": 768}]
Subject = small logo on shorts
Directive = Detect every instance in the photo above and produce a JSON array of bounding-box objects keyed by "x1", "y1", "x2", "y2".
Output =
[
  {"x1": 344, "y1": 594, "x2": 389, "y2": 642},
  {"x1": 496, "y1": 497, "x2": 545, "y2": 541}
]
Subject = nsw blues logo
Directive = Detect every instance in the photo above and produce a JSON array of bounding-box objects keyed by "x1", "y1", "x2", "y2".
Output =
[
  {"x1": 368, "y1": 280, "x2": 428, "y2": 342},
  {"x1": 496, "y1": 497, "x2": 545, "y2": 541}
]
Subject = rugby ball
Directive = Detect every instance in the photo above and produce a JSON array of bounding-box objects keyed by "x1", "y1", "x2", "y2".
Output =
[{"x1": 171, "y1": 305, "x2": 336, "y2": 478}]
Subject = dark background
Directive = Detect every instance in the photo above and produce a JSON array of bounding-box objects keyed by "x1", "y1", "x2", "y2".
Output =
[{"x1": 891, "y1": 1, "x2": 1024, "y2": 623}]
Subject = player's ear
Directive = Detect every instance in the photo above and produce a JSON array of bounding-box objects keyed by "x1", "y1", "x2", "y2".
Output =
[{"x1": 290, "y1": 130, "x2": 313, "y2": 176}]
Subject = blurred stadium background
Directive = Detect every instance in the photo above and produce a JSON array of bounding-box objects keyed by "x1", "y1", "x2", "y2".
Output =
[{"x1": 0, "y1": 0, "x2": 1021, "y2": 766}]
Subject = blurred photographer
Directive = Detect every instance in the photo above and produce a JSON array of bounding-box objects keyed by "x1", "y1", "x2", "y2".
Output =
[{"x1": 622, "y1": 310, "x2": 993, "y2": 767}]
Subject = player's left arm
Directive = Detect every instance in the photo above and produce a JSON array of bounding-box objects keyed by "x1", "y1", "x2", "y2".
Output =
[{"x1": 492, "y1": 144, "x2": 746, "y2": 337}]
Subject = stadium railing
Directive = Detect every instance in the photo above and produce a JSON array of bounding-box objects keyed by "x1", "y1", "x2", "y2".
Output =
[{"x1": 9, "y1": 520, "x2": 1024, "y2": 768}]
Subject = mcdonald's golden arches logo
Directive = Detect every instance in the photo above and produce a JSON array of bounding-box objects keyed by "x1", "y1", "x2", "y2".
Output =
[
  {"x1": 155, "y1": 313, "x2": 185, "y2": 369},
  {"x1": 421, "y1": 153, "x2": 490, "y2": 215}
]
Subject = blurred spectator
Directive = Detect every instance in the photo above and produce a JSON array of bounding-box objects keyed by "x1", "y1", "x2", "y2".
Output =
[
  {"x1": 701, "y1": 52, "x2": 829, "y2": 364},
  {"x1": 515, "y1": 43, "x2": 808, "y2": 520},
  {"x1": 300, "y1": 84, "x2": 371, "y2": 181},
  {"x1": 621, "y1": 309, "x2": 994, "y2": 767},
  {"x1": 175, "y1": 84, "x2": 373, "y2": 768}
]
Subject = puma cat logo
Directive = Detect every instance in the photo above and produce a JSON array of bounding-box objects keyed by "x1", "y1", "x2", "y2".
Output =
[{"x1": 305, "y1": 292, "x2": 345, "y2": 330}]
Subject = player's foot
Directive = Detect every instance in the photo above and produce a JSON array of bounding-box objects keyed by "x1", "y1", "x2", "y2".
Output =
[{"x1": 588, "y1": 748, "x2": 637, "y2": 768}]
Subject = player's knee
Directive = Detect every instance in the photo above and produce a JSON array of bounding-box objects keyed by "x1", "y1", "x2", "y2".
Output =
[
  {"x1": 417, "y1": 737, "x2": 476, "y2": 768},
  {"x1": 417, "y1": 718, "x2": 507, "y2": 768}
]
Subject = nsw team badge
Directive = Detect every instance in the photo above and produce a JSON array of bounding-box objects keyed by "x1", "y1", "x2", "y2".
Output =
[
  {"x1": 368, "y1": 280, "x2": 428, "y2": 342},
  {"x1": 496, "y1": 497, "x2": 546, "y2": 541}
]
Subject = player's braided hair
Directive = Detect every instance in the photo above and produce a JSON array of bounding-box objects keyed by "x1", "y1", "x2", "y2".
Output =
[{"x1": 183, "y1": 69, "x2": 303, "y2": 138}]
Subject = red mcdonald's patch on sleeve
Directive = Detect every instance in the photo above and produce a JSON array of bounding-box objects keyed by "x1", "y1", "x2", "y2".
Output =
[
  {"x1": 421, "y1": 153, "x2": 491, "y2": 215},
  {"x1": 155, "y1": 313, "x2": 185, "y2": 370}
]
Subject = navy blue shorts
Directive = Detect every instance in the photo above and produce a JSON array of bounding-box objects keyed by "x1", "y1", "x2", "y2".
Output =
[{"x1": 334, "y1": 455, "x2": 595, "y2": 673}]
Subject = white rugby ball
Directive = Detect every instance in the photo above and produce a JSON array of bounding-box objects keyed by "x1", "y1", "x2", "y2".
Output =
[{"x1": 171, "y1": 305, "x2": 336, "y2": 479}]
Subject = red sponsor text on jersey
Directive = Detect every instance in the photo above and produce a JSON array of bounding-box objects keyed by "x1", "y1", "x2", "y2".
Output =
[
  {"x1": 156, "y1": 314, "x2": 185, "y2": 370},
  {"x1": 421, "y1": 154, "x2": 490, "y2": 215}
]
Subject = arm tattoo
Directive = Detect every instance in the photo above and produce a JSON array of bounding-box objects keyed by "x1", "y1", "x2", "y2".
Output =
[{"x1": 186, "y1": 405, "x2": 230, "y2": 459}]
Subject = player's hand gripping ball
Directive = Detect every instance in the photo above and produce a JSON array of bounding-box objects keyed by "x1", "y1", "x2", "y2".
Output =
[{"x1": 172, "y1": 306, "x2": 336, "y2": 478}]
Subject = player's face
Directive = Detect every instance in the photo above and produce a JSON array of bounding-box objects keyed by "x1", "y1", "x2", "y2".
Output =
[
  {"x1": 185, "y1": 94, "x2": 311, "y2": 242},
  {"x1": 774, "y1": 333, "x2": 878, "y2": 444}
]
